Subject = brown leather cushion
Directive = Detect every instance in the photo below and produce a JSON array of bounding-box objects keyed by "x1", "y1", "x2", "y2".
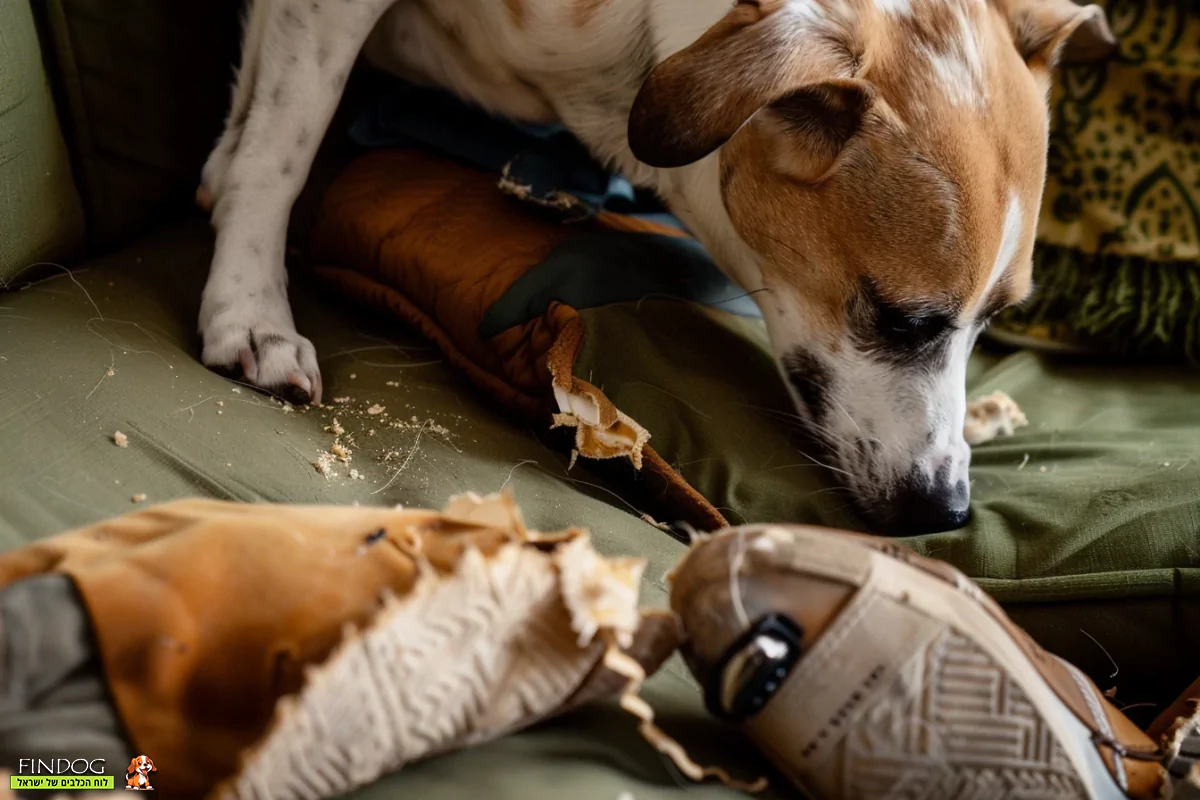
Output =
[{"x1": 309, "y1": 148, "x2": 727, "y2": 531}]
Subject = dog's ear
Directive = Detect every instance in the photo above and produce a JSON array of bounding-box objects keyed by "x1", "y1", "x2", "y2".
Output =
[
  {"x1": 126, "y1": 759, "x2": 138, "y2": 775},
  {"x1": 148, "y1": 760, "x2": 156, "y2": 772},
  {"x1": 1005, "y1": 0, "x2": 1116, "y2": 66},
  {"x1": 627, "y1": 0, "x2": 857, "y2": 168},
  {"x1": 755, "y1": 78, "x2": 875, "y2": 183}
]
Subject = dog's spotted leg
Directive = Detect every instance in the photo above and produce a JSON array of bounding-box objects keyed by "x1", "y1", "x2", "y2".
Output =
[
  {"x1": 199, "y1": 0, "x2": 399, "y2": 403},
  {"x1": 197, "y1": 2, "x2": 271, "y2": 212}
]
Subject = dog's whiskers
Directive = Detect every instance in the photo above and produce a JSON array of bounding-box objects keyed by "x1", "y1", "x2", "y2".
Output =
[
  {"x1": 826, "y1": 394, "x2": 861, "y2": 435},
  {"x1": 767, "y1": 448, "x2": 854, "y2": 478}
]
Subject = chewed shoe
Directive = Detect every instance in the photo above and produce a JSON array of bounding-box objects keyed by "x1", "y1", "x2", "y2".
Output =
[{"x1": 669, "y1": 525, "x2": 1168, "y2": 800}]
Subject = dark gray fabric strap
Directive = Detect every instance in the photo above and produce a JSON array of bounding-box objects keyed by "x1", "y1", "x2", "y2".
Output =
[{"x1": 0, "y1": 575, "x2": 130, "y2": 790}]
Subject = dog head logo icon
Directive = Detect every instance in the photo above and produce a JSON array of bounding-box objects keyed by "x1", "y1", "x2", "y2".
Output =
[{"x1": 125, "y1": 756, "x2": 155, "y2": 791}]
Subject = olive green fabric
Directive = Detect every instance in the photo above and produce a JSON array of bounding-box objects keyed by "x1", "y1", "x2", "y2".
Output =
[
  {"x1": 1, "y1": 217, "x2": 1195, "y2": 793},
  {"x1": 0, "y1": 219, "x2": 779, "y2": 800},
  {"x1": 577, "y1": 301, "x2": 1200, "y2": 606},
  {"x1": 0, "y1": 0, "x2": 84, "y2": 282},
  {"x1": 0, "y1": 218, "x2": 679, "y2": 552},
  {"x1": 574, "y1": 300, "x2": 1200, "y2": 717}
]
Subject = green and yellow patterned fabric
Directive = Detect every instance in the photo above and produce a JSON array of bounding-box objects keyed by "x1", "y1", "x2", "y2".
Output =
[{"x1": 996, "y1": 0, "x2": 1200, "y2": 361}]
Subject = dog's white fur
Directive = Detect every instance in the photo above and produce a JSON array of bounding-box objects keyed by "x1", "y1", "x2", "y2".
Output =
[{"x1": 200, "y1": 0, "x2": 1111, "y2": 531}]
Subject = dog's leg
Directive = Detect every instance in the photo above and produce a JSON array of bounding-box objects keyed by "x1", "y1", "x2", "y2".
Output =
[
  {"x1": 198, "y1": 0, "x2": 399, "y2": 403},
  {"x1": 197, "y1": 2, "x2": 270, "y2": 211}
]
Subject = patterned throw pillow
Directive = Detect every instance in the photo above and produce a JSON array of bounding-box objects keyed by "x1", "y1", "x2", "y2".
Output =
[{"x1": 993, "y1": 0, "x2": 1200, "y2": 362}]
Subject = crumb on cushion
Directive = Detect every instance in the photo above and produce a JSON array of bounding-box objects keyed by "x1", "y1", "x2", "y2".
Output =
[{"x1": 964, "y1": 391, "x2": 1028, "y2": 445}]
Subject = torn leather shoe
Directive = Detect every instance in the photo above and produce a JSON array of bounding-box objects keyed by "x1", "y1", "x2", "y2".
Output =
[
  {"x1": 0, "y1": 493, "x2": 680, "y2": 800},
  {"x1": 668, "y1": 525, "x2": 1169, "y2": 800}
]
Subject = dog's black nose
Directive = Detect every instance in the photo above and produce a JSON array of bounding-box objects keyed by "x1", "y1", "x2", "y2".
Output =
[{"x1": 865, "y1": 478, "x2": 970, "y2": 536}]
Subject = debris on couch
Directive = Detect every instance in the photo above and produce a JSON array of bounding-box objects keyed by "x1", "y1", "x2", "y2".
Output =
[
  {"x1": 964, "y1": 390, "x2": 1028, "y2": 445},
  {"x1": 310, "y1": 147, "x2": 730, "y2": 532},
  {"x1": 545, "y1": 320, "x2": 651, "y2": 471},
  {"x1": 550, "y1": 375, "x2": 651, "y2": 472}
]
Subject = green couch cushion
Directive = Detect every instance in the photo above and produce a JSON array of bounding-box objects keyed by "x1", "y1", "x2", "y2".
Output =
[
  {"x1": 578, "y1": 300, "x2": 1200, "y2": 605},
  {"x1": 0, "y1": 216, "x2": 1193, "y2": 786},
  {"x1": 0, "y1": 218, "x2": 672, "y2": 551},
  {"x1": 0, "y1": 0, "x2": 84, "y2": 282},
  {"x1": 566, "y1": 299, "x2": 1200, "y2": 723},
  {"x1": 0, "y1": 218, "x2": 782, "y2": 799}
]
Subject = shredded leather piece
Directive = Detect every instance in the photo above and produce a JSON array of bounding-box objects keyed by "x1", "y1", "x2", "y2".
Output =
[
  {"x1": 1160, "y1": 703, "x2": 1200, "y2": 797},
  {"x1": 556, "y1": 535, "x2": 645, "y2": 649},
  {"x1": 545, "y1": 326, "x2": 650, "y2": 470},
  {"x1": 964, "y1": 391, "x2": 1029, "y2": 445},
  {"x1": 212, "y1": 544, "x2": 573, "y2": 800},
  {"x1": 601, "y1": 639, "x2": 768, "y2": 794},
  {"x1": 210, "y1": 492, "x2": 681, "y2": 800},
  {"x1": 441, "y1": 489, "x2": 528, "y2": 537},
  {"x1": 550, "y1": 402, "x2": 650, "y2": 470}
]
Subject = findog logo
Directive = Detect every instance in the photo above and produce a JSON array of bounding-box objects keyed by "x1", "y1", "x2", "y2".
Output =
[
  {"x1": 125, "y1": 756, "x2": 156, "y2": 791},
  {"x1": 9, "y1": 758, "x2": 113, "y2": 791}
]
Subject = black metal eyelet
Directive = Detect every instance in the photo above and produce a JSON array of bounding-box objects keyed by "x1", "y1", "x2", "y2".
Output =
[{"x1": 703, "y1": 613, "x2": 805, "y2": 724}]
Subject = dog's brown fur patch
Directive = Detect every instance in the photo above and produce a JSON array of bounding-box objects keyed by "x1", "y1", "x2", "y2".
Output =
[
  {"x1": 503, "y1": 0, "x2": 525, "y2": 28},
  {"x1": 571, "y1": 0, "x2": 608, "y2": 28}
]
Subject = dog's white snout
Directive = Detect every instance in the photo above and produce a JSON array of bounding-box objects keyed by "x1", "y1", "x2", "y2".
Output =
[
  {"x1": 924, "y1": 441, "x2": 971, "y2": 490},
  {"x1": 771, "y1": 305, "x2": 978, "y2": 534}
]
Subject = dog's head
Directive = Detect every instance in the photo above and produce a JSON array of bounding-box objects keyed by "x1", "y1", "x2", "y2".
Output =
[
  {"x1": 127, "y1": 756, "x2": 155, "y2": 776},
  {"x1": 630, "y1": 0, "x2": 1112, "y2": 533}
]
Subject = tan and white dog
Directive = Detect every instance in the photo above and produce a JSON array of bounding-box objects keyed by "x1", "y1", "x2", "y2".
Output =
[
  {"x1": 197, "y1": 0, "x2": 1113, "y2": 533},
  {"x1": 124, "y1": 756, "x2": 156, "y2": 791}
]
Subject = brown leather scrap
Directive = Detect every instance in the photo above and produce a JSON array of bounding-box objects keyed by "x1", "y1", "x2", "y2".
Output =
[
  {"x1": 309, "y1": 149, "x2": 727, "y2": 531},
  {"x1": 0, "y1": 497, "x2": 683, "y2": 799},
  {"x1": 546, "y1": 319, "x2": 650, "y2": 469}
]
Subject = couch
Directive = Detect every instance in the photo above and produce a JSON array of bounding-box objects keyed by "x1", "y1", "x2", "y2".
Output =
[{"x1": 1, "y1": 1, "x2": 1197, "y2": 796}]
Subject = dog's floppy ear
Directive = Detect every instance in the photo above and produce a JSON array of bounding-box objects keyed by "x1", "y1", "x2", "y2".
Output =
[
  {"x1": 147, "y1": 759, "x2": 156, "y2": 772},
  {"x1": 628, "y1": 0, "x2": 857, "y2": 168},
  {"x1": 126, "y1": 758, "x2": 139, "y2": 775},
  {"x1": 1006, "y1": 0, "x2": 1116, "y2": 66},
  {"x1": 756, "y1": 78, "x2": 875, "y2": 183}
]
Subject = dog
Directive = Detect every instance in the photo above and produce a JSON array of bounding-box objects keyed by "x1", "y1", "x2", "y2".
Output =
[
  {"x1": 124, "y1": 756, "x2": 155, "y2": 791},
  {"x1": 197, "y1": 0, "x2": 1113, "y2": 534}
]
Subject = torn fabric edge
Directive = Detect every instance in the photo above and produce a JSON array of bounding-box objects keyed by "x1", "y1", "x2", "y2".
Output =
[
  {"x1": 602, "y1": 637, "x2": 769, "y2": 793},
  {"x1": 545, "y1": 318, "x2": 651, "y2": 470}
]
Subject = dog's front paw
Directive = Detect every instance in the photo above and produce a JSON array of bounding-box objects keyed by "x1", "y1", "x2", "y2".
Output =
[{"x1": 201, "y1": 318, "x2": 322, "y2": 406}]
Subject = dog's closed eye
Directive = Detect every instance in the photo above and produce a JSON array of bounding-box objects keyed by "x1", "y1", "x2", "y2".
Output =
[
  {"x1": 975, "y1": 291, "x2": 1020, "y2": 328},
  {"x1": 876, "y1": 307, "x2": 953, "y2": 350},
  {"x1": 850, "y1": 279, "x2": 958, "y2": 365}
]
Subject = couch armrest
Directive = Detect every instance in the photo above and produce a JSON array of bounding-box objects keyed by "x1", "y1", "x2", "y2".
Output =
[{"x1": 0, "y1": 0, "x2": 85, "y2": 284}]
